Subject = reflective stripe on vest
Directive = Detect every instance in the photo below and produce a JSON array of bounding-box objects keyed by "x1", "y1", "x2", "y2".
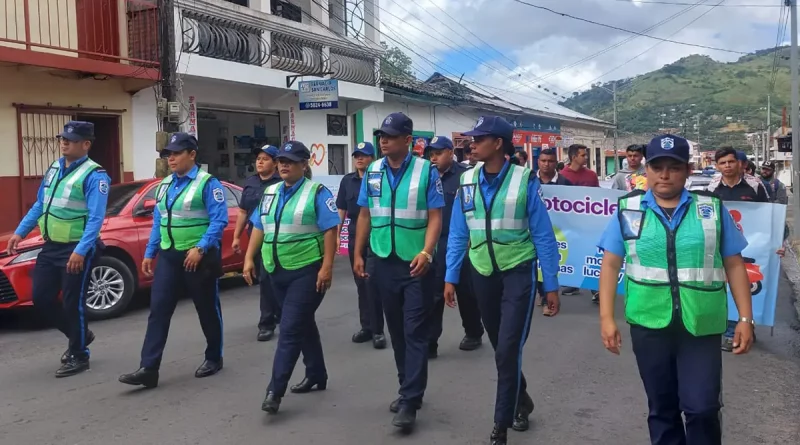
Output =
[
  {"x1": 260, "y1": 180, "x2": 324, "y2": 272},
  {"x1": 38, "y1": 158, "x2": 100, "y2": 243},
  {"x1": 157, "y1": 170, "x2": 212, "y2": 251}
]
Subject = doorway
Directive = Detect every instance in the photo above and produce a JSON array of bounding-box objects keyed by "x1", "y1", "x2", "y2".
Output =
[{"x1": 78, "y1": 114, "x2": 122, "y2": 183}]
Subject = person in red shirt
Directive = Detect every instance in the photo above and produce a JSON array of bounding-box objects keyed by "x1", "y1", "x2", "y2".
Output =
[{"x1": 559, "y1": 144, "x2": 599, "y2": 187}]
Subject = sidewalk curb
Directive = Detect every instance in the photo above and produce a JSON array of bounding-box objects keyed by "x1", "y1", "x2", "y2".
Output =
[{"x1": 782, "y1": 241, "x2": 800, "y2": 329}]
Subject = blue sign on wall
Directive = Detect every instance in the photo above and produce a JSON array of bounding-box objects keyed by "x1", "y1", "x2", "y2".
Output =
[
  {"x1": 298, "y1": 79, "x2": 339, "y2": 110},
  {"x1": 510, "y1": 116, "x2": 561, "y2": 134}
]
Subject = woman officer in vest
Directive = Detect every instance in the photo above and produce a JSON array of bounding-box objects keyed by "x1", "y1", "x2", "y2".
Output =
[
  {"x1": 242, "y1": 141, "x2": 340, "y2": 414},
  {"x1": 444, "y1": 116, "x2": 562, "y2": 445},
  {"x1": 120, "y1": 133, "x2": 229, "y2": 388},
  {"x1": 597, "y1": 134, "x2": 755, "y2": 445}
]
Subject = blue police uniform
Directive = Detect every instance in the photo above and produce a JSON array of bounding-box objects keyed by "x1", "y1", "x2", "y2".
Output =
[
  {"x1": 252, "y1": 141, "x2": 340, "y2": 412},
  {"x1": 598, "y1": 135, "x2": 748, "y2": 445},
  {"x1": 425, "y1": 136, "x2": 484, "y2": 356},
  {"x1": 357, "y1": 113, "x2": 445, "y2": 426},
  {"x1": 337, "y1": 142, "x2": 385, "y2": 347},
  {"x1": 240, "y1": 145, "x2": 282, "y2": 337},
  {"x1": 120, "y1": 133, "x2": 228, "y2": 388},
  {"x1": 13, "y1": 121, "x2": 109, "y2": 377},
  {"x1": 446, "y1": 116, "x2": 561, "y2": 442}
]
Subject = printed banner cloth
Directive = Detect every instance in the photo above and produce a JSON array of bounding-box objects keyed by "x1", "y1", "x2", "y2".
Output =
[{"x1": 541, "y1": 185, "x2": 786, "y2": 327}]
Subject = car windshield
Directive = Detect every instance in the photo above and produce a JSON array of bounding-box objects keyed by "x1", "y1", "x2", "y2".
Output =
[{"x1": 106, "y1": 182, "x2": 146, "y2": 216}]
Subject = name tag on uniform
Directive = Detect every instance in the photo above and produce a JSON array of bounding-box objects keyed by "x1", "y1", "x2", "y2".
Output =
[
  {"x1": 43, "y1": 167, "x2": 58, "y2": 188},
  {"x1": 619, "y1": 209, "x2": 645, "y2": 240},
  {"x1": 460, "y1": 184, "x2": 477, "y2": 213},
  {"x1": 260, "y1": 194, "x2": 276, "y2": 215},
  {"x1": 367, "y1": 171, "x2": 383, "y2": 198}
]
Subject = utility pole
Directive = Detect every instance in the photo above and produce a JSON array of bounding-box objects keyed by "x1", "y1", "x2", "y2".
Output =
[
  {"x1": 156, "y1": 0, "x2": 179, "y2": 177},
  {"x1": 766, "y1": 94, "x2": 771, "y2": 162},
  {"x1": 612, "y1": 80, "x2": 618, "y2": 155},
  {"x1": 790, "y1": 0, "x2": 799, "y2": 236},
  {"x1": 696, "y1": 114, "x2": 700, "y2": 147}
]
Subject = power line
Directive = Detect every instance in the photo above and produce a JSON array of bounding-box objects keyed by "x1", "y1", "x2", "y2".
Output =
[
  {"x1": 509, "y1": 0, "x2": 749, "y2": 54},
  {"x1": 608, "y1": 0, "x2": 780, "y2": 6}
]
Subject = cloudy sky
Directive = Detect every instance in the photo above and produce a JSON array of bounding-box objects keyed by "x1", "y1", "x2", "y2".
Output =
[{"x1": 377, "y1": 0, "x2": 784, "y2": 108}]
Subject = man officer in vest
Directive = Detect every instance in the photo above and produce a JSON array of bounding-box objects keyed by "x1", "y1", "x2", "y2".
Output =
[
  {"x1": 119, "y1": 133, "x2": 229, "y2": 388},
  {"x1": 445, "y1": 116, "x2": 561, "y2": 445},
  {"x1": 7, "y1": 121, "x2": 110, "y2": 378},
  {"x1": 352, "y1": 112, "x2": 445, "y2": 430},
  {"x1": 597, "y1": 134, "x2": 755, "y2": 445}
]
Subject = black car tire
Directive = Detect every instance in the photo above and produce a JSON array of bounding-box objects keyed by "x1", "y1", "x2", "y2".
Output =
[
  {"x1": 751, "y1": 281, "x2": 763, "y2": 296},
  {"x1": 84, "y1": 256, "x2": 136, "y2": 320}
]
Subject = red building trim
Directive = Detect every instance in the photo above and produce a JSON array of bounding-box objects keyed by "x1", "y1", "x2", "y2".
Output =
[{"x1": 0, "y1": 46, "x2": 159, "y2": 81}]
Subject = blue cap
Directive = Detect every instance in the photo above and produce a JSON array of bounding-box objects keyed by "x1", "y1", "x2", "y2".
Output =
[
  {"x1": 462, "y1": 116, "x2": 514, "y2": 142},
  {"x1": 259, "y1": 145, "x2": 279, "y2": 159},
  {"x1": 646, "y1": 134, "x2": 690, "y2": 164},
  {"x1": 736, "y1": 150, "x2": 748, "y2": 162},
  {"x1": 276, "y1": 141, "x2": 311, "y2": 162},
  {"x1": 353, "y1": 142, "x2": 375, "y2": 157},
  {"x1": 373, "y1": 112, "x2": 414, "y2": 136},
  {"x1": 426, "y1": 136, "x2": 454, "y2": 151},
  {"x1": 162, "y1": 132, "x2": 198, "y2": 155},
  {"x1": 57, "y1": 121, "x2": 94, "y2": 142}
]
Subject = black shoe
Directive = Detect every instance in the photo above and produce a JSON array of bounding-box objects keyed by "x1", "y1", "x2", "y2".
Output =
[
  {"x1": 119, "y1": 368, "x2": 159, "y2": 388},
  {"x1": 373, "y1": 334, "x2": 387, "y2": 349},
  {"x1": 257, "y1": 328, "x2": 275, "y2": 342},
  {"x1": 61, "y1": 330, "x2": 95, "y2": 364},
  {"x1": 290, "y1": 377, "x2": 327, "y2": 394},
  {"x1": 261, "y1": 391, "x2": 281, "y2": 414},
  {"x1": 55, "y1": 356, "x2": 90, "y2": 378},
  {"x1": 428, "y1": 343, "x2": 438, "y2": 359},
  {"x1": 392, "y1": 406, "x2": 417, "y2": 430},
  {"x1": 561, "y1": 286, "x2": 580, "y2": 296},
  {"x1": 490, "y1": 424, "x2": 508, "y2": 445},
  {"x1": 591, "y1": 291, "x2": 600, "y2": 304},
  {"x1": 352, "y1": 329, "x2": 373, "y2": 343},
  {"x1": 512, "y1": 392, "x2": 535, "y2": 432},
  {"x1": 459, "y1": 336, "x2": 483, "y2": 351},
  {"x1": 390, "y1": 397, "x2": 423, "y2": 413},
  {"x1": 195, "y1": 359, "x2": 223, "y2": 378}
]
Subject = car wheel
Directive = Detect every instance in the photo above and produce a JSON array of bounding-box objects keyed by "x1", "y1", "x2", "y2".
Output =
[{"x1": 85, "y1": 256, "x2": 135, "y2": 320}]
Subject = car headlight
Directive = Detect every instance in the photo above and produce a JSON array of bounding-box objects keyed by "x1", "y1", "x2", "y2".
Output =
[{"x1": 9, "y1": 248, "x2": 42, "y2": 265}]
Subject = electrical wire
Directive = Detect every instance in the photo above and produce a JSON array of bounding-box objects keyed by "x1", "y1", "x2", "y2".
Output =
[{"x1": 607, "y1": 0, "x2": 780, "y2": 6}]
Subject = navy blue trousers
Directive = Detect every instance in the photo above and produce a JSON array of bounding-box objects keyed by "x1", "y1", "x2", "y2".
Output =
[
  {"x1": 267, "y1": 262, "x2": 327, "y2": 396},
  {"x1": 140, "y1": 248, "x2": 223, "y2": 369},
  {"x1": 255, "y1": 251, "x2": 281, "y2": 330},
  {"x1": 470, "y1": 262, "x2": 536, "y2": 428},
  {"x1": 372, "y1": 256, "x2": 435, "y2": 409},
  {"x1": 429, "y1": 257, "x2": 484, "y2": 346},
  {"x1": 352, "y1": 245, "x2": 384, "y2": 334},
  {"x1": 32, "y1": 241, "x2": 95, "y2": 360},
  {"x1": 630, "y1": 323, "x2": 723, "y2": 445}
]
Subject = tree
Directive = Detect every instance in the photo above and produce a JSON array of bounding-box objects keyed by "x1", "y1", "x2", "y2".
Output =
[{"x1": 380, "y1": 42, "x2": 414, "y2": 79}]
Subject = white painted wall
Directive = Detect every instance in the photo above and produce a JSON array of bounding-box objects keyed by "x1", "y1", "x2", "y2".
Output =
[
  {"x1": 293, "y1": 108, "x2": 351, "y2": 177},
  {"x1": 131, "y1": 90, "x2": 159, "y2": 180},
  {"x1": 360, "y1": 98, "x2": 480, "y2": 142}
]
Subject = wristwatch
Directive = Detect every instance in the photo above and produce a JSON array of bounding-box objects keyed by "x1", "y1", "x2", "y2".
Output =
[
  {"x1": 419, "y1": 251, "x2": 432, "y2": 263},
  {"x1": 738, "y1": 317, "x2": 755, "y2": 327},
  {"x1": 195, "y1": 246, "x2": 206, "y2": 255}
]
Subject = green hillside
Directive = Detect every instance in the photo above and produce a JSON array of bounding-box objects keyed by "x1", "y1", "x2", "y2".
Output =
[{"x1": 559, "y1": 47, "x2": 792, "y2": 151}]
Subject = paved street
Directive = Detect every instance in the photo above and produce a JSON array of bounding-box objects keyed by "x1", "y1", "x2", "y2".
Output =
[{"x1": 1, "y1": 258, "x2": 799, "y2": 445}]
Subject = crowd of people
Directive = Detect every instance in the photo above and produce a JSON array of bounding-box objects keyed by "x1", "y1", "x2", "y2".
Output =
[{"x1": 7, "y1": 115, "x2": 783, "y2": 445}]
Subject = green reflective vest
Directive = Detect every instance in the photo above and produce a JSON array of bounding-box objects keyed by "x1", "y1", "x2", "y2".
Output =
[
  {"x1": 38, "y1": 158, "x2": 101, "y2": 243},
  {"x1": 260, "y1": 179, "x2": 324, "y2": 273},
  {"x1": 620, "y1": 191, "x2": 728, "y2": 336},
  {"x1": 461, "y1": 164, "x2": 536, "y2": 276},
  {"x1": 367, "y1": 156, "x2": 431, "y2": 261},
  {"x1": 157, "y1": 170, "x2": 212, "y2": 251}
]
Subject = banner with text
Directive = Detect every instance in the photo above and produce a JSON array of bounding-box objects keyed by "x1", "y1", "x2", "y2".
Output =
[
  {"x1": 315, "y1": 175, "x2": 349, "y2": 255},
  {"x1": 541, "y1": 185, "x2": 786, "y2": 327}
]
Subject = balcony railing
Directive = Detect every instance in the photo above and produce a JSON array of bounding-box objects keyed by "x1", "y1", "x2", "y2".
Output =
[
  {"x1": 0, "y1": 0, "x2": 159, "y2": 71},
  {"x1": 179, "y1": 0, "x2": 380, "y2": 87}
]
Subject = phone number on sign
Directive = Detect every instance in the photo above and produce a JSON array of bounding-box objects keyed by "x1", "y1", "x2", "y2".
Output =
[{"x1": 301, "y1": 101, "x2": 336, "y2": 109}]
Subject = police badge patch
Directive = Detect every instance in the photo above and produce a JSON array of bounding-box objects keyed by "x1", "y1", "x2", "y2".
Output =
[
  {"x1": 460, "y1": 184, "x2": 477, "y2": 212},
  {"x1": 326, "y1": 197, "x2": 337, "y2": 212},
  {"x1": 98, "y1": 180, "x2": 109, "y2": 195},
  {"x1": 620, "y1": 209, "x2": 645, "y2": 240},
  {"x1": 261, "y1": 194, "x2": 276, "y2": 214},
  {"x1": 213, "y1": 187, "x2": 225, "y2": 203},
  {"x1": 696, "y1": 203, "x2": 716, "y2": 220},
  {"x1": 367, "y1": 171, "x2": 383, "y2": 197}
]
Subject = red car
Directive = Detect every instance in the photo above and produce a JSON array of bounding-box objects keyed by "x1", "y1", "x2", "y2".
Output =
[{"x1": 0, "y1": 179, "x2": 249, "y2": 320}]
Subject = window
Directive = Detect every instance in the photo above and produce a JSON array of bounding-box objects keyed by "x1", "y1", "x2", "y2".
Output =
[
  {"x1": 327, "y1": 115, "x2": 348, "y2": 136},
  {"x1": 328, "y1": 144, "x2": 346, "y2": 175},
  {"x1": 108, "y1": 182, "x2": 149, "y2": 216},
  {"x1": 223, "y1": 186, "x2": 240, "y2": 208}
]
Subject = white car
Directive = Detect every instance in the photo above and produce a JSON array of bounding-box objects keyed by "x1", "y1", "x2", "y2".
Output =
[{"x1": 686, "y1": 174, "x2": 713, "y2": 191}]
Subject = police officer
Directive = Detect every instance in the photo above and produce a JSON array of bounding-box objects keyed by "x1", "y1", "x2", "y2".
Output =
[
  {"x1": 232, "y1": 145, "x2": 282, "y2": 341},
  {"x1": 352, "y1": 112, "x2": 445, "y2": 430},
  {"x1": 119, "y1": 133, "x2": 228, "y2": 388},
  {"x1": 598, "y1": 134, "x2": 754, "y2": 445},
  {"x1": 337, "y1": 142, "x2": 386, "y2": 349},
  {"x1": 425, "y1": 136, "x2": 484, "y2": 357},
  {"x1": 7, "y1": 121, "x2": 109, "y2": 378},
  {"x1": 445, "y1": 116, "x2": 561, "y2": 445},
  {"x1": 241, "y1": 141, "x2": 339, "y2": 414}
]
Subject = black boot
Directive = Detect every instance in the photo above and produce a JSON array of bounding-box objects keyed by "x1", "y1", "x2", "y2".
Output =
[
  {"x1": 55, "y1": 356, "x2": 90, "y2": 378},
  {"x1": 61, "y1": 330, "x2": 95, "y2": 364},
  {"x1": 195, "y1": 359, "x2": 223, "y2": 378},
  {"x1": 290, "y1": 377, "x2": 327, "y2": 393},
  {"x1": 373, "y1": 334, "x2": 387, "y2": 349},
  {"x1": 352, "y1": 329, "x2": 372, "y2": 343},
  {"x1": 257, "y1": 328, "x2": 274, "y2": 342},
  {"x1": 392, "y1": 406, "x2": 417, "y2": 430},
  {"x1": 512, "y1": 392, "x2": 535, "y2": 432},
  {"x1": 490, "y1": 424, "x2": 508, "y2": 445},
  {"x1": 119, "y1": 368, "x2": 159, "y2": 388},
  {"x1": 459, "y1": 335, "x2": 483, "y2": 351},
  {"x1": 261, "y1": 391, "x2": 281, "y2": 414}
]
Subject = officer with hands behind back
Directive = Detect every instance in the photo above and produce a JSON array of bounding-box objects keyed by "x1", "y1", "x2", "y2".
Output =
[
  {"x1": 445, "y1": 116, "x2": 561, "y2": 445},
  {"x1": 242, "y1": 141, "x2": 339, "y2": 415},
  {"x1": 7, "y1": 121, "x2": 110, "y2": 378},
  {"x1": 597, "y1": 134, "x2": 754, "y2": 445},
  {"x1": 352, "y1": 112, "x2": 445, "y2": 431},
  {"x1": 119, "y1": 133, "x2": 228, "y2": 388}
]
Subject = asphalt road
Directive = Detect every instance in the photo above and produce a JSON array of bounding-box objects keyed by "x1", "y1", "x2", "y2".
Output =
[{"x1": 1, "y1": 258, "x2": 799, "y2": 445}]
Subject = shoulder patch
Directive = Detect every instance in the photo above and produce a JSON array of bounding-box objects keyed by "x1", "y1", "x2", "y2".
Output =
[
  {"x1": 98, "y1": 179, "x2": 109, "y2": 195},
  {"x1": 435, "y1": 177, "x2": 443, "y2": 195},
  {"x1": 325, "y1": 197, "x2": 337, "y2": 212},
  {"x1": 213, "y1": 187, "x2": 225, "y2": 203}
]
